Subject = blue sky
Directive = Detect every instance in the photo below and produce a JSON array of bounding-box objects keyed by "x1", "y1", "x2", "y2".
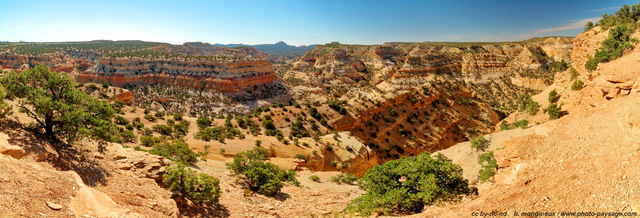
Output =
[{"x1": 0, "y1": 0, "x2": 636, "y2": 45}]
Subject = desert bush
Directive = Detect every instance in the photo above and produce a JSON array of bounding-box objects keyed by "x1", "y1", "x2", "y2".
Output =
[
  {"x1": 571, "y1": 80, "x2": 584, "y2": 90},
  {"x1": 195, "y1": 126, "x2": 241, "y2": 143},
  {"x1": 114, "y1": 115, "x2": 129, "y2": 125},
  {"x1": 499, "y1": 120, "x2": 529, "y2": 130},
  {"x1": 0, "y1": 87, "x2": 12, "y2": 120},
  {"x1": 516, "y1": 94, "x2": 539, "y2": 115},
  {"x1": 478, "y1": 151, "x2": 498, "y2": 182},
  {"x1": 163, "y1": 163, "x2": 221, "y2": 205},
  {"x1": 140, "y1": 135, "x2": 162, "y2": 147},
  {"x1": 173, "y1": 121, "x2": 189, "y2": 136},
  {"x1": 149, "y1": 140, "x2": 198, "y2": 164},
  {"x1": 196, "y1": 116, "x2": 212, "y2": 129},
  {"x1": 118, "y1": 130, "x2": 137, "y2": 143},
  {"x1": 226, "y1": 147, "x2": 299, "y2": 196},
  {"x1": 586, "y1": 24, "x2": 635, "y2": 71},
  {"x1": 544, "y1": 103, "x2": 562, "y2": 119},
  {"x1": 548, "y1": 89, "x2": 559, "y2": 103},
  {"x1": 153, "y1": 124, "x2": 173, "y2": 136},
  {"x1": 155, "y1": 111, "x2": 165, "y2": 119},
  {"x1": 309, "y1": 175, "x2": 320, "y2": 182},
  {"x1": 569, "y1": 67, "x2": 578, "y2": 80},
  {"x1": 470, "y1": 136, "x2": 489, "y2": 151},
  {"x1": 330, "y1": 173, "x2": 357, "y2": 184},
  {"x1": 294, "y1": 154, "x2": 307, "y2": 162},
  {"x1": 144, "y1": 114, "x2": 157, "y2": 122},
  {"x1": 346, "y1": 153, "x2": 476, "y2": 216}
]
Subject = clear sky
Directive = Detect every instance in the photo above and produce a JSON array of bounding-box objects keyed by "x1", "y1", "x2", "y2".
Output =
[{"x1": 0, "y1": 0, "x2": 637, "y2": 45}]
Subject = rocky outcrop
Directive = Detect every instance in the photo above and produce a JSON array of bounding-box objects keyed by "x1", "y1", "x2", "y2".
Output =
[
  {"x1": 110, "y1": 145, "x2": 170, "y2": 181},
  {"x1": 286, "y1": 38, "x2": 572, "y2": 116}
]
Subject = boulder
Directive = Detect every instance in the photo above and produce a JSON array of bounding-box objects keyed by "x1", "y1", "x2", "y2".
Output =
[
  {"x1": 0, "y1": 133, "x2": 25, "y2": 159},
  {"x1": 46, "y1": 202, "x2": 63, "y2": 210},
  {"x1": 111, "y1": 145, "x2": 170, "y2": 181}
]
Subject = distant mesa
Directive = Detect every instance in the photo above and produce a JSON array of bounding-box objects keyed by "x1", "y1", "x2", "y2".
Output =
[{"x1": 212, "y1": 41, "x2": 318, "y2": 59}]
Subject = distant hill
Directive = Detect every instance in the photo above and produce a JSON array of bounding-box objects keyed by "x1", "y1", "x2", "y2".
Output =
[{"x1": 213, "y1": 41, "x2": 317, "y2": 60}]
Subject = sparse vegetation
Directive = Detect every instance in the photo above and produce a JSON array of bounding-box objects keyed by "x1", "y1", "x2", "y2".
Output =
[
  {"x1": 195, "y1": 126, "x2": 242, "y2": 143},
  {"x1": 585, "y1": 4, "x2": 640, "y2": 71}
]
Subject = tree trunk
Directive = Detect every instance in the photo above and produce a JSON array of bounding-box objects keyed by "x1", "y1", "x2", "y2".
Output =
[{"x1": 44, "y1": 114, "x2": 54, "y2": 136}]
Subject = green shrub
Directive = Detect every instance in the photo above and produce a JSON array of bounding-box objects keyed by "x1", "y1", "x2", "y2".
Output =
[
  {"x1": 294, "y1": 154, "x2": 307, "y2": 162},
  {"x1": 140, "y1": 135, "x2": 162, "y2": 147},
  {"x1": 144, "y1": 114, "x2": 157, "y2": 122},
  {"x1": 544, "y1": 103, "x2": 562, "y2": 119},
  {"x1": 262, "y1": 119, "x2": 275, "y2": 130},
  {"x1": 0, "y1": 87, "x2": 12, "y2": 120},
  {"x1": 173, "y1": 113, "x2": 183, "y2": 121},
  {"x1": 149, "y1": 141, "x2": 198, "y2": 164},
  {"x1": 478, "y1": 151, "x2": 498, "y2": 182},
  {"x1": 195, "y1": 126, "x2": 241, "y2": 143},
  {"x1": 166, "y1": 119, "x2": 175, "y2": 126},
  {"x1": 548, "y1": 89, "x2": 559, "y2": 103},
  {"x1": 586, "y1": 24, "x2": 635, "y2": 71},
  {"x1": 516, "y1": 94, "x2": 539, "y2": 115},
  {"x1": 226, "y1": 147, "x2": 299, "y2": 196},
  {"x1": 155, "y1": 111, "x2": 165, "y2": 119},
  {"x1": 163, "y1": 163, "x2": 221, "y2": 205},
  {"x1": 571, "y1": 80, "x2": 584, "y2": 90},
  {"x1": 346, "y1": 153, "x2": 476, "y2": 216},
  {"x1": 309, "y1": 175, "x2": 320, "y2": 182},
  {"x1": 569, "y1": 67, "x2": 578, "y2": 81},
  {"x1": 114, "y1": 115, "x2": 129, "y2": 125},
  {"x1": 153, "y1": 124, "x2": 173, "y2": 136},
  {"x1": 331, "y1": 173, "x2": 358, "y2": 184},
  {"x1": 173, "y1": 121, "x2": 189, "y2": 136},
  {"x1": 499, "y1": 120, "x2": 529, "y2": 130},
  {"x1": 470, "y1": 136, "x2": 489, "y2": 151},
  {"x1": 548, "y1": 59, "x2": 568, "y2": 72},
  {"x1": 118, "y1": 130, "x2": 137, "y2": 143},
  {"x1": 196, "y1": 117, "x2": 212, "y2": 129}
]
